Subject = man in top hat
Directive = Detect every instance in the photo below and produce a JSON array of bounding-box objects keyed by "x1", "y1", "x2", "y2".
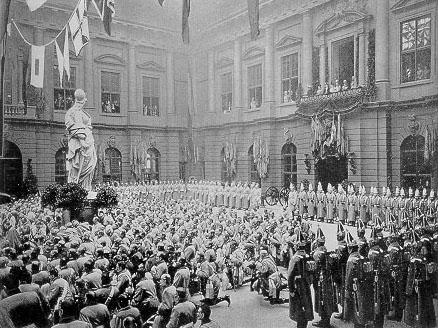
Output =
[
  {"x1": 316, "y1": 182, "x2": 326, "y2": 223},
  {"x1": 312, "y1": 226, "x2": 336, "y2": 328},
  {"x1": 288, "y1": 229, "x2": 314, "y2": 328},
  {"x1": 347, "y1": 185, "x2": 358, "y2": 227},
  {"x1": 343, "y1": 231, "x2": 373, "y2": 328},
  {"x1": 326, "y1": 183, "x2": 336, "y2": 224}
]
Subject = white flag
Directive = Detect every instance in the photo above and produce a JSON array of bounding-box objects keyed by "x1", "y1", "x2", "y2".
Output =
[
  {"x1": 68, "y1": 0, "x2": 90, "y2": 56},
  {"x1": 30, "y1": 45, "x2": 45, "y2": 88},
  {"x1": 26, "y1": 0, "x2": 48, "y2": 11},
  {"x1": 54, "y1": 40, "x2": 64, "y2": 86},
  {"x1": 63, "y1": 29, "x2": 70, "y2": 80}
]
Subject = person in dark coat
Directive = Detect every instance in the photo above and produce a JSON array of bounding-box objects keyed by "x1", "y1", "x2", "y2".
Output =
[
  {"x1": 79, "y1": 291, "x2": 111, "y2": 328},
  {"x1": 343, "y1": 231, "x2": 373, "y2": 328},
  {"x1": 52, "y1": 299, "x2": 92, "y2": 328},
  {"x1": 0, "y1": 290, "x2": 50, "y2": 328},
  {"x1": 166, "y1": 287, "x2": 197, "y2": 328},
  {"x1": 312, "y1": 226, "x2": 336, "y2": 327},
  {"x1": 331, "y1": 222, "x2": 348, "y2": 319},
  {"x1": 288, "y1": 229, "x2": 314, "y2": 328},
  {"x1": 404, "y1": 231, "x2": 436, "y2": 328}
]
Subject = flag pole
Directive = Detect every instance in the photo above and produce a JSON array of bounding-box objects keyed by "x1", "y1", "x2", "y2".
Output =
[{"x1": 0, "y1": 0, "x2": 11, "y2": 160}]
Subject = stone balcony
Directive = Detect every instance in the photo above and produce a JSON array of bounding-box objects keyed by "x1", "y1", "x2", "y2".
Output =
[
  {"x1": 4, "y1": 104, "x2": 36, "y2": 119},
  {"x1": 296, "y1": 87, "x2": 372, "y2": 117}
]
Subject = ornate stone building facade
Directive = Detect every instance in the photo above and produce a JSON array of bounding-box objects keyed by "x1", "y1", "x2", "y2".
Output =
[{"x1": 2, "y1": 0, "x2": 437, "y2": 194}]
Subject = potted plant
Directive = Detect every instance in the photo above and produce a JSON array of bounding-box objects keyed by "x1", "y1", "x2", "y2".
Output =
[
  {"x1": 56, "y1": 183, "x2": 88, "y2": 224},
  {"x1": 41, "y1": 183, "x2": 60, "y2": 210},
  {"x1": 93, "y1": 185, "x2": 119, "y2": 209}
]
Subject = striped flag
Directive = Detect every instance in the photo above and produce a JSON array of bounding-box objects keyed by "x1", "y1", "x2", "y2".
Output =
[{"x1": 182, "y1": 0, "x2": 190, "y2": 44}]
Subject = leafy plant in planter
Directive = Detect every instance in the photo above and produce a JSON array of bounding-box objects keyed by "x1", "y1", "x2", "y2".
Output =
[
  {"x1": 94, "y1": 185, "x2": 119, "y2": 208},
  {"x1": 56, "y1": 183, "x2": 88, "y2": 219},
  {"x1": 41, "y1": 183, "x2": 60, "y2": 209}
]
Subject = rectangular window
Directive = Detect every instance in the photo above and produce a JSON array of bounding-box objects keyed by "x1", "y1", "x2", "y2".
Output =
[
  {"x1": 248, "y1": 64, "x2": 262, "y2": 109},
  {"x1": 54, "y1": 67, "x2": 76, "y2": 110},
  {"x1": 281, "y1": 54, "x2": 299, "y2": 103},
  {"x1": 142, "y1": 77, "x2": 160, "y2": 116},
  {"x1": 401, "y1": 15, "x2": 431, "y2": 83},
  {"x1": 221, "y1": 72, "x2": 232, "y2": 113},
  {"x1": 331, "y1": 36, "x2": 354, "y2": 90},
  {"x1": 101, "y1": 71, "x2": 121, "y2": 113}
]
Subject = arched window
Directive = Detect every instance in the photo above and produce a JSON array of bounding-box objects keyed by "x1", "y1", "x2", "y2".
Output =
[
  {"x1": 55, "y1": 148, "x2": 68, "y2": 184},
  {"x1": 1, "y1": 141, "x2": 23, "y2": 196},
  {"x1": 281, "y1": 143, "x2": 297, "y2": 188},
  {"x1": 104, "y1": 147, "x2": 122, "y2": 182},
  {"x1": 248, "y1": 145, "x2": 259, "y2": 184},
  {"x1": 146, "y1": 147, "x2": 160, "y2": 182},
  {"x1": 401, "y1": 135, "x2": 431, "y2": 190}
]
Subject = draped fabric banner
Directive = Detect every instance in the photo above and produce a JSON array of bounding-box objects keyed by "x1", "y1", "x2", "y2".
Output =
[
  {"x1": 182, "y1": 0, "x2": 191, "y2": 44},
  {"x1": 247, "y1": 0, "x2": 260, "y2": 40},
  {"x1": 30, "y1": 45, "x2": 45, "y2": 88},
  {"x1": 26, "y1": 0, "x2": 48, "y2": 12}
]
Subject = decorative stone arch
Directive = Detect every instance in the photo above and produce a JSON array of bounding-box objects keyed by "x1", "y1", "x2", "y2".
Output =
[
  {"x1": 94, "y1": 54, "x2": 127, "y2": 66},
  {"x1": 136, "y1": 60, "x2": 165, "y2": 72},
  {"x1": 242, "y1": 46, "x2": 265, "y2": 61},
  {"x1": 315, "y1": 10, "x2": 371, "y2": 35}
]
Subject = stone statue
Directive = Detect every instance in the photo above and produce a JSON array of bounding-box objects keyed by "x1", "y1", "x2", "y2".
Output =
[{"x1": 65, "y1": 89, "x2": 97, "y2": 191}]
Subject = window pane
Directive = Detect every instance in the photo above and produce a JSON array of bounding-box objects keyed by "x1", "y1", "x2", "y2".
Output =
[
  {"x1": 417, "y1": 16, "x2": 431, "y2": 47},
  {"x1": 401, "y1": 20, "x2": 416, "y2": 51},
  {"x1": 401, "y1": 52, "x2": 415, "y2": 83},
  {"x1": 416, "y1": 48, "x2": 431, "y2": 80}
]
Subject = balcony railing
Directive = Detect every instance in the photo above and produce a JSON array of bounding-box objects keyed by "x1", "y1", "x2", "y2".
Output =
[
  {"x1": 4, "y1": 104, "x2": 36, "y2": 118},
  {"x1": 297, "y1": 87, "x2": 371, "y2": 116}
]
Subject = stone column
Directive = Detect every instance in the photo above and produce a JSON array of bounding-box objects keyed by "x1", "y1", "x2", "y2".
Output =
[
  {"x1": 83, "y1": 44, "x2": 94, "y2": 108},
  {"x1": 208, "y1": 50, "x2": 215, "y2": 113},
  {"x1": 375, "y1": 0, "x2": 390, "y2": 100},
  {"x1": 358, "y1": 32, "x2": 366, "y2": 86},
  {"x1": 319, "y1": 41, "x2": 326, "y2": 86},
  {"x1": 264, "y1": 26, "x2": 274, "y2": 103},
  {"x1": 302, "y1": 10, "x2": 313, "y2": 91},
  {"x1": 128, "y1": 44, "x2": 137, "y2": 116},
  {"x1": 166, "y1": 51, "x2": 175, "y2": 114},
  {"x1": 233, "y1": 39, "x2": 242, "y2": 109}
]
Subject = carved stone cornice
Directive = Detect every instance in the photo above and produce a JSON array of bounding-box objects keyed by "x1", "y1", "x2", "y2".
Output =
[
  {"x1": 315, "y1": 10, "x2": 371, "y2": 35},
  {"x1": 94, "y1": 54, "x2": 127, "y2": 66},
  {"x1": 275, "y1": 35, "x2": 302, "y2": 50}
]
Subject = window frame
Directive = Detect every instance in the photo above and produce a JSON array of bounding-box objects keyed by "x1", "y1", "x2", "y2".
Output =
[
  {"x1": 400, "y1": 135, "x2": 431, "y2": 190},
  {"x1": 280, "y1": 53, "x2": 299, "y2": 104},
  {"x1": 145, "y1": 147, "x2": 160, "y2": 182},
  {"x1": 53, "y1": 66, "x2": 77, "y2": 111},
  {"x1": 248, "y1": 145, "x2": 259, "y2": 184},
  {"x1": 281, "y1": 143, "x2": 297, "y2": 188},
  {"x1": 247, "y1": 63, "x2": 263, "y2": 110},
  {"x1": 101, "y1": 71, "x2": 122, "y2": 114},
  {"x1": 399, "y1": 14, "x2": 432, "y2": 84},
  {"x1": 220, "y1": 72, "x2": 233, "y2": 113},
  {"x1": 142, "y1": 76, "x2": 160, "y2": 117},
  {"x1": 103, "y1": 147, "x2": 122, "y2": 183},
  {"x1": 55, "y1": 147, "x2": 68, "y2": 184}
]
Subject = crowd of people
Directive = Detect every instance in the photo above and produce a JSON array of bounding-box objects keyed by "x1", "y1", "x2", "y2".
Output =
[{"x1": 0, "y1": 180, "x2": 437, "y2": 328}]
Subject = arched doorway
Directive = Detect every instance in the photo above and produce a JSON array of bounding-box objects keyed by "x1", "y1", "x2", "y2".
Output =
[
  {"x1": 315, "y1": 156, "x2": 348, "y2": 191},
  {"x1": 1, "y1": 141, "x2": 23, "y2": 195}
]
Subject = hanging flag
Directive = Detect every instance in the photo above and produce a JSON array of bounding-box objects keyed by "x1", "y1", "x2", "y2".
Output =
[
  {"x1": 247, "y1": 0, "x2": 260, "y2": 40},
  {"x1": 92, "y1": 0, "x2": 115, "y2": 36},
  {"x1": 158, "y1": 0, "x2": 165, "y2": 6},
  {"x1": 26, "y1": 0, "x2": 47, "y2": 12},
  {"x1": 182, "y1": 0, "x2": 190, "y2": 44},
  {"x1": 63, "y1": 29, "x2": 70, "y2": 80},
  {"x1": 30, "y1": 45, "x2": 45, "y2": 88},
  {"x1": 69, "y1": 0, "x2": 90, "y2": 56},
  {"x1": 54, "y1": 40, "x2": 64, "y2": 86}
]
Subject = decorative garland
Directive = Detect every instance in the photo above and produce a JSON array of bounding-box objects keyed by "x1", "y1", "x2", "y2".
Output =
[{"x1": 366, "y1": 29, "x2": 376, "y2": 98}]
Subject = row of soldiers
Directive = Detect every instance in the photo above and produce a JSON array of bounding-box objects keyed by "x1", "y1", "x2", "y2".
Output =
[
  {"x1": 117, "y1": 180, "x2": 262, "y2": 210},
  {"x1": 288, "y1": 217, "x2": 438, "y2": 328},
  {"x1": 287, "y1": 181, "x2": 438, "y2": 227}
]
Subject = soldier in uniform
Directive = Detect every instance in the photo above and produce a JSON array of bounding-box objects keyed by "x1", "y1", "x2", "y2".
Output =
[
  {"x1": 325, "y1": 184, "x2": 336, "y2": 224},
  {"x1": 358, "y1": 186, "x2": 369, "y2": 226},
  {"x1": 288, "y1": 230, "x2": 314, "y2": 328},
  {"x1": 337, "y1": 185, "x2": 347, "y2": 225},
  {"x1": 404, "y1": 231, "x2": 436, "y2": 328},
  {"x1": 386, "y1": 223, "x2": 405, "y2": 322},
  {"x1": 307, "y1": 183, "x2": 316, "y2": 221},
  {"x1": 384, "y1": 188, "x2": 395, "y2": 227},
  {"x1": 368, "y1": 227, "x2": 388, "y2": 328},
  {"x1": 370, "y1": 187, "x2": 381, "y2": 228},
  {"x1": 288, "y1": 183, "x2": 298, "y2": 214},
  {"x1": 316, "y1": 182, "x2": 326, "y2": 223},
  {"x1": 312, "y1": 227, "x2": 336, "y2": 328},
  {"x1": 343, "y1": 231, "x2": 373, "y2": 328},
  {"x1": 347, "y1": 185, "x2": 358, "y2": 227},
  {"x1": 356, "y1": 220, "x2": 369, "y2": 258},
  {"x1": 426, "y1": 189, "x2": 436, "y2": 225},
  {"x1": 331, "y1": 222, "x2": 348, "y2": 319},
  {"x1": 298, "y1": 183, "x2": 308, "y2": 217}
]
